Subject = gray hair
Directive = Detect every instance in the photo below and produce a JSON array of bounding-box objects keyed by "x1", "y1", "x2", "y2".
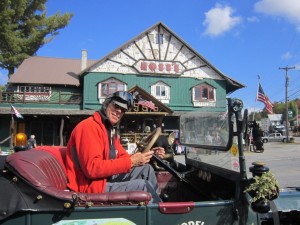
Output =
[{"x1": 101, "y1": 98, "x2": 112, "y2": 111}]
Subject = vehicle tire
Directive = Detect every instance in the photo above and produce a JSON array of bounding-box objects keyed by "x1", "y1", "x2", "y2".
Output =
[
  {"x1": 263, "y1": 139, "x2": 268, "y2": 143},
  {"x1": 282, "y1": 138, "x2": 286, "y2": 142}
]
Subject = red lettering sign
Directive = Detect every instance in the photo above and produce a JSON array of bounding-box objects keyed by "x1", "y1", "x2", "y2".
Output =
[
  {"x1": 140, "y1": 62, "x2": 147, "y2": 71},
  {"x1": 149, "y1": 63, "x2": 156, "y2": 71},
  {"x1": 137, "y1": 60, "x2": 183, "y2": 74},
  {"x1": 158, "y1": 63, "x2": 164, "y2": 71},
  {"x1": 166, "y1": 64, "x2": 171, "y2": 72},
  {"x1": 174, "y1": 64, "x2": 179, "y2": 73}
]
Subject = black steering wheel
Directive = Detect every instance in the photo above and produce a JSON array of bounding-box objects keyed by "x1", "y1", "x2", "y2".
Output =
[{"x1": 135, "y1": 127, "x2": 162, "y2": 153}]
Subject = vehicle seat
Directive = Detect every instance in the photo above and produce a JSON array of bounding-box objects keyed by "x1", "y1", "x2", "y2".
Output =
[{"x1": 5, "y1": 146, "x2": 151, "y2": 206}]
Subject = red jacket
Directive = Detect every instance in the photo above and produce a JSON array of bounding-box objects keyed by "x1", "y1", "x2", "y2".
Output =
[{"x1": 66, "y1": 112, "x2": 132, "y2": 193}]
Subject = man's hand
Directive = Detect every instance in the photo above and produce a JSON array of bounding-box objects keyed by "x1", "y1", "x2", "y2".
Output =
[
  {"x1": 130, "y1": 151, "x2": 154, "y2": 167},
  {"x1": 151, "y1": 147, "x2": 165, "y2": 159}
]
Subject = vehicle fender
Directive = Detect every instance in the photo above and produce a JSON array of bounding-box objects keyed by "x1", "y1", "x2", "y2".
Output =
[
  {"x1": 273, "y1": 188, "x2": 300, "y2": 211},
  {"x1": 258, "y1": 188, "x2": 300, "y2": 223}
]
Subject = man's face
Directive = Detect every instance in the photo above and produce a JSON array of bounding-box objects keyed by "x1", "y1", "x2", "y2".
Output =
[{"x1": 105, "y1": 101, "x2": 126, "y2": 125}]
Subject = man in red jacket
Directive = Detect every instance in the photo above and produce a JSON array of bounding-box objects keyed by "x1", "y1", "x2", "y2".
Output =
[{"x1": 66, "y1": 91, "x2": 164, "y2": 203}]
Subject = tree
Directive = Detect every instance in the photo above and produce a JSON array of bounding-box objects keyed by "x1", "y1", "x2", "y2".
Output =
[
  {"x1": 251, "y1": 101, "x2": 298, "y2": 124},
  {"x1": 249, "y1": 111, "x2": 262, "y2": 121},
  {"x1": 0, "y1": 0, "x2": 73, "y2": 77},
  {"x1": 272, "y1": 101, "x2": 285, "y2": 114}
]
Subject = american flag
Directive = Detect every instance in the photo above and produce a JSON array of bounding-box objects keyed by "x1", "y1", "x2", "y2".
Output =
[
  {"x1": 11, "y1": 104, "x2": 24, "y2": 119},
  {"x1": 138, "y1": 100, "x2": 156, "y2": 110},
  {"x1": 257, "y1": 83, "x2": 273, "y2": 114}
]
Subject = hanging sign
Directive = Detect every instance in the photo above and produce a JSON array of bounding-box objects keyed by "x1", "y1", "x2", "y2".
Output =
[{"x1": 134, "y1": 60, "x2": 185, "y2": 75}]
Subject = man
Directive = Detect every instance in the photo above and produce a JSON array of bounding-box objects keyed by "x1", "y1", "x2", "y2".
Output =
[
  {"x1": 65, "y1": 91, "x2": 165, "y2": 203},
  {"x1": 27, "y1": 135, "x2": 37, "y2": 149},
  {"x1": 251, "y1": 121, "x2": 264, "y2": 151}
]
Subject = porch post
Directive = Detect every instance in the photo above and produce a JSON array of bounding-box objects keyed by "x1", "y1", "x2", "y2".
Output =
[
  {"x1": 59, "y1": 117, "x2": 65, "y2": 146},
  {"x1": 10, "y1": 114, "x2": 14, "y2": 149}
]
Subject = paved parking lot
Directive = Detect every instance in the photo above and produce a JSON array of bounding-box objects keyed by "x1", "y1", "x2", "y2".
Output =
[{"x1": 245, "y1": 137, "x2": 300, "y2": 188}]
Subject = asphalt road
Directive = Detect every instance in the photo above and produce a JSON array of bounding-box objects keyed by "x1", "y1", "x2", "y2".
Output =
[
  {"x1": 245, "y1": 137, "x2": 300, "y2": 189},
  {"x1": 175, "y1": 137, "x2": 300, "y2": 189}
]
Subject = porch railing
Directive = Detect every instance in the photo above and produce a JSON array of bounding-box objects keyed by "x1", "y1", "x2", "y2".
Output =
[{"x1": 0, "y1": 91, "x2": 82, "y2": 105}]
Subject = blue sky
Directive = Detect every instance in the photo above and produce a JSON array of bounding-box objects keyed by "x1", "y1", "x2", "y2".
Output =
[{"x1": 1, "y1": 0, "x2": 300, "y2": 111}]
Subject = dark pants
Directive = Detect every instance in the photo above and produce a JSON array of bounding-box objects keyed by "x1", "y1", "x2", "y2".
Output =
[{"x1": 105, "y1": 164, "x2": 161, "y2": 203}]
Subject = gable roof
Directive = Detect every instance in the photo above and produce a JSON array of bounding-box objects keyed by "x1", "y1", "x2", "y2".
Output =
[
  {"x1": 80, "y1": 21, "x2": 245, "y2": 94},
  {"x1": 8, "y1": 56, "x2": 96, "y2": 86},
  {"x1": 128, "y1": 85, "x2": 173, "y2": 114}
]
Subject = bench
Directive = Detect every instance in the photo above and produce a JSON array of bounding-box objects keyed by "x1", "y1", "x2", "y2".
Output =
[{"x1": 5, "y1": 146, "x2": 152, "y2": 207}]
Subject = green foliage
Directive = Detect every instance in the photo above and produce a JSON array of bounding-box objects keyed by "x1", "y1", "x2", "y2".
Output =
[
  {"x1": 244, "y1": 171, "x2": 279, "y2": 202},
  {"x1": 252, "y1": 100, "x2": 298, "y2": 121},
  {"x1": 0, "y1": 0, "x2": 73, "y2": 76},
  {"x1": 273, "y1": 101, "x2": 285, "y2": 114},
  {"x1": 249, "y1": 111, "x2": 261, "y2": 121}
]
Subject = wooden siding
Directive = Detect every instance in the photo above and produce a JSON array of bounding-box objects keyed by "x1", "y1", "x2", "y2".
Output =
[{"x1": 83, "y1": 72, "x2": 227, "y2": 112}]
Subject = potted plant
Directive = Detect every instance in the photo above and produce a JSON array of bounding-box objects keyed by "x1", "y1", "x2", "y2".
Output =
[{"x1": 245, "y1": 170, "x2": 279, "y2": 213}]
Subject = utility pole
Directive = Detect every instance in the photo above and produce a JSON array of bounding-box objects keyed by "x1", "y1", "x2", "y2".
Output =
[{"x1": 279, "y1": 66, "x2": 295, "y2": 142}]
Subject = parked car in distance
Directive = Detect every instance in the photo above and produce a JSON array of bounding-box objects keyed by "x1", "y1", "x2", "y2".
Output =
[
  {"x1": 273, "y1": 125, "x2": 286, "y2": 133},
  {"x1": 262, "y1": 132, "x2": 293, "y2": 143}
]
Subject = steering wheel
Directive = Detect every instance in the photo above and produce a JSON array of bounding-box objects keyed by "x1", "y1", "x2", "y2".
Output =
[{"x1": 135, "y1": 127, "x2": 162, "y2": 153}]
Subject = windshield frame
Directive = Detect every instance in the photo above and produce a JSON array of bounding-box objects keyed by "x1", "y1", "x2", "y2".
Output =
[{"x1": 179, "y1": 103, "x2": 234, "y2": 152}]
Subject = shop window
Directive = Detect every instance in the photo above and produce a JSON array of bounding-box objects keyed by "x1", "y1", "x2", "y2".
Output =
[
  {"x1": 17, "y1": 86, "x2": 51, "y2": 101},
  {"x1": 151, "y1": 81, "x2": 170, "y2": 104},
  {"x1": 156, "y1": 34, "x2": 163, "y2": 44},
  {"x1": 98, "y1": 78, "x2": 127, "y2": 103},
  {"x1": 192, "y1": 84, "x2": 216, "y2": 107},
  {"x1": 19, "y1": 86, "x2": 51, "y2": 94}
]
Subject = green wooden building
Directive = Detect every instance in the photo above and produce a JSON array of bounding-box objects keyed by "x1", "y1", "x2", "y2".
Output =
[{"x1": 0, "y1": 22, "x2": 244, "y2": 150}]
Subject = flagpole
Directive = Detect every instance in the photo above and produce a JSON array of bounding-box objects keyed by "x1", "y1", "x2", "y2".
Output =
[
  {"x1": 248, "y1": 75, "x2": 260, "y2": 152},
  {"x1": 10, "y1": 113, "x2": 14, "y2": 150},
  {"x1": 252, "y1": 75, "x2": 260, "y2": 121}
]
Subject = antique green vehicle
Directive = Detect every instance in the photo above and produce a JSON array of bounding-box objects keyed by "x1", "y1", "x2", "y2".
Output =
[{"x1": 0, "y1": 98, "x2": 299, "y2": 225}]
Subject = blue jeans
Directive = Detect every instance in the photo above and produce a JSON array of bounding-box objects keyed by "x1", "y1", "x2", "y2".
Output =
[{"x1": 105, "y1": 164, "x2": 161, "y2": 203}]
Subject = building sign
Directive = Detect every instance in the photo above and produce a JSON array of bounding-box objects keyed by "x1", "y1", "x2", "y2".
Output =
[
  {"x1": 193, "y1": 102, "x2": 216, "y2": 107},
  {"x1": 131, "y1": 102, "x2": 158, "y2": 112},
  {"x1": 134, "y1": 60, "x2": 185, "y2": 75}
]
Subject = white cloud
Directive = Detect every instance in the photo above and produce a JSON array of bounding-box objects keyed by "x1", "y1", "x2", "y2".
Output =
[
  {"x1": 281, "y1": 51, "x2": 292, "y2": 60},
  {"x1": 254, "y1": 0, "x2": 300, "y2": 31},
  {"x1": 203, "y1": 3, "x2": 241, "y2": 37},
  {"x1": 294, "y1": 62, "x2": 300, "y2": 70}
]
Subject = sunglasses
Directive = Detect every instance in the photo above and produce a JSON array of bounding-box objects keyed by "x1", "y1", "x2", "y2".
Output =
[{"x1": 110, "y1": 101, "x2": 127, "y2": 113}]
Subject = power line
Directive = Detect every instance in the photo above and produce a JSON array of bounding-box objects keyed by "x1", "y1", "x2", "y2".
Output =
[
  {"x1": 276, "y1": 88, "x2": 300, "y2": 102},
  {"x1": 289, "y1": 89, "x2": 300, "y2": 100}
]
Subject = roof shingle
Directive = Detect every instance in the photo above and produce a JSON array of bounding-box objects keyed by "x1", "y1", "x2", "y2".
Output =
[{"x1": 8, "y1": 56, "x2": 96, "y2": 86}]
